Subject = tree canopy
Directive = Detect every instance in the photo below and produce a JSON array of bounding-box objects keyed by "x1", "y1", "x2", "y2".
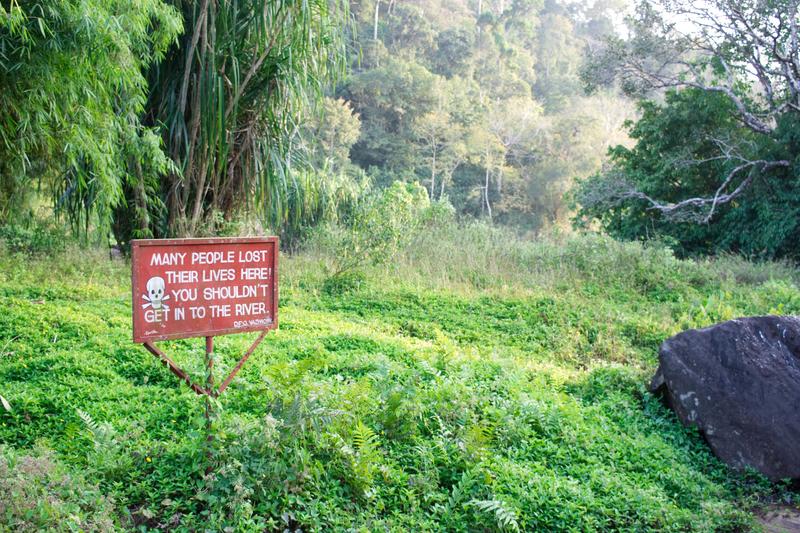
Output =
[
  {"x1": 577, "y1": 0, "x2": 800, "y2": 258},
  {"x1": 331, "y1": 0, "x2": 634, "y2": 233},
  {"x1": 1, "y1": 0, "x2": 351, "y2": 243},
  {"x1": 0, "y1": 0, "x2": 181, "y2": 232}
]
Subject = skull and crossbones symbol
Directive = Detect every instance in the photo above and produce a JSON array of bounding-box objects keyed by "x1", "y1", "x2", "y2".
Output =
[{"x1": 142, "y1": 276, "x2": 170, "y2": 310}]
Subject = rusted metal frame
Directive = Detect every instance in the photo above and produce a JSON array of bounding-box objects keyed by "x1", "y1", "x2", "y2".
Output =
[
  {"x1": 205, "y1": 336, "x2": 214, "y2": 392},
  {"x1": 204, "y1": 336, "x2": 215, "y2": 471},
  {"x1": 143, "y1": 341, "x2": 209, "y2": 396},
  {"x1": 216, "y1": 329, "x2": 268, "y2": 396},
  {"x1": 142, "y1": 329, "x2": 269, "y2": 397}
]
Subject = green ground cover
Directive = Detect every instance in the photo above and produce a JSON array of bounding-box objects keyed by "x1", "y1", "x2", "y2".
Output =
[{"x1": 1, "y1": 228, "x2": 798, "y2": 531}]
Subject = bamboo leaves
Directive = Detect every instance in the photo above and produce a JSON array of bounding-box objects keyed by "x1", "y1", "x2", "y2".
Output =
[
  {"x1": 1, "y1": 0, "x2": 349, "y2": 241},
  {"x1": 0, "y1": 0, "x2": 181, "y2": 234}
]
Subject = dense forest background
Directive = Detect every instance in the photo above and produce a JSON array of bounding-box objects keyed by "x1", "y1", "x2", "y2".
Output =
[
  {"x1": 327, "y1": 0, "x2": 632, "y2": 232},
  {"x1": 3, "y1": 0, "x2": 800, "y2": 259},
  {"x1": 0, "y1": 0, "x2": 634, "y2": 250}
]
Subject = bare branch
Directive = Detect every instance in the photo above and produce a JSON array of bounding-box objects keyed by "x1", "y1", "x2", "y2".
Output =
[
  {"x1": 590, "y1": 0, "x2": 800, "y2": 135},
  {"x1": 607, "y1": 159, "x2": 790, "y2": 223}
]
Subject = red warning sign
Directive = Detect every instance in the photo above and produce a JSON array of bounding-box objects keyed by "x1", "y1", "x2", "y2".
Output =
[{"x1": 131, "y1": 237, "x2": 278, "y2": 342}]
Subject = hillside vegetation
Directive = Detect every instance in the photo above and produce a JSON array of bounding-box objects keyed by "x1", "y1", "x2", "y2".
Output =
[{"x1": 1, "y1": 225, "x2": 797, "y2": 531}]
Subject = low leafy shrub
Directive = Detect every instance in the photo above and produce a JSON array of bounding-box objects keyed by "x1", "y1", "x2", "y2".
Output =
[
  {"x1": 421, "y1": 197, "x2": 457, "y2": 227},
  {"x1": 322, "y1": 270, "x2": 366, "y2": 296},
  {"x1": 0, "y1": 446, "x2": 116, "y2": 531},
  {"x1": 0, "y1": 216, "x2": 69, "y2": 255},
  {"x1": 312, "y1": 181, "x2": 429, "y2": 279}
]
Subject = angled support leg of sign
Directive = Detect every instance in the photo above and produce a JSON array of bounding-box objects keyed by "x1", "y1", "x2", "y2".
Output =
[
  {"x1": 215, "y1": 329, "x2": 269, "y2": 396},
  {"x1": 143, "y1": 342, "x2": 209, "y2": 396}
]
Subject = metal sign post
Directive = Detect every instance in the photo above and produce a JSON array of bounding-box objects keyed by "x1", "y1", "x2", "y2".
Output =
[{"x1": 131, "y1": 236, "x2": 279, "y2": 469}]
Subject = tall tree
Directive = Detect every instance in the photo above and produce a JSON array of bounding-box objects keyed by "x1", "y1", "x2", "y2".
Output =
[
  {"x1": 343, "y1": 58, "x2": 439, "y2": 172},
  {"x1": 582, "y1": 0, "x2": 799, "y2": 221},
  {"x1": 144, "y1": 0, "x2": 349, "y2": 237},
  {"x1": 465, "y1": 125, "x2": 506, "y2": 218},
  {"x1": 300, "y1": 97, "x2": 362, "y2": 172},
  {"x1": 576, "y1": 88, "x2": 800, "y2": 258}
]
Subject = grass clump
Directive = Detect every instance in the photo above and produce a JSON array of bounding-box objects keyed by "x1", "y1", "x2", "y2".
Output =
[{"x1": 0, "y1": 228, "x2": 797, "y2": 530}]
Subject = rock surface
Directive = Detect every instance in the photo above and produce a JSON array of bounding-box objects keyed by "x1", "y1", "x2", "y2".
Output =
[{"x1": 650, "y1": 316, "x2": 800, "y2": 481}]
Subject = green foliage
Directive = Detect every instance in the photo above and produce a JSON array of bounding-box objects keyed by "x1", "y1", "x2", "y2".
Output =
[
  {"x1": 346, "y1": 420, "x2": 382, "y2": 495},
  {"x1": 314, "y1": 181, "x2": 430, "y2": 277},
  {"x1": 0, "y1": 233, "x2": 796, "y2": 530},
  {"x1": 344, "y1": 57, "x2": 440, "y2": 171},
  {"x1": 0, "y1": 0, "x2": 635, "y2": 243},
  {"x1": 0, "y1": 0, "x2": 181, "y2": 233},
  {"x1": 194, "y1": 395, "x2": 351, "y2": 531},
  {"x1": 271, "y1": 167, "x2": 371, "y2": 250},
  {"x1": 0, "y1": 446, "x2": 117, "y2": 531},
  {"x1": 577, "y1": 0, "x2": 800, "y2": 259},
  {"x1": 340, "y1": 0, "x2": 633, "y2": 231},
  {"x1": 0, "y1": 214, "x2": 69, "y2": 256},
  {"x1": 300, "y1": 97, "x2": 362, "y2": 172},
  {"x1": 78, "y1": 409, "x2": 141, "y2": 484},
  {"x1": 431, "y1": 28, "x2": 475, "y2": 78},
  {"x1": 322, "y1": 270, "x2": 366, "y2": 296},
  {"x1": 469, "y1": 498, "x2": 521, "y2": 532},
  {"x1": 143, "y1": 0, "x2": 351, "y2": 238},
  {"x1": 575, "y1": 89, "x2": 800, "y2": 259},
  {"x1": 421, "y1": 198, "x2": 457, "y2": 227},
  {"x1": 383, "y1": 4, "x2": 436, "y2": 58},
  {"x1": 0, "y1": 0, "x2": 352, "y2": 242}
]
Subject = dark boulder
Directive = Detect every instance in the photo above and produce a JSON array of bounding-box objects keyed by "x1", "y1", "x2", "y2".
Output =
[{"x1": 650, "y1": 316, "x2": 800, "y2": 481}]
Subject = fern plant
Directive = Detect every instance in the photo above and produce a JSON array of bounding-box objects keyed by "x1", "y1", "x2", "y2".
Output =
[
  {"x1": 469, "y1": 498, "x2": 521, "y2": 532},
  {"x1": 78, "y1": 409, "x2": 136, "y2": 482},
  {"x1": 464, "y1": 422, "x2": 493, "y2": 460},
  {"x1": 433, "y1": 469, "x2": 478, "y2": 525},
  {"x1": 350, "y1": 420, "x2": 381, "y2": 495},
  {"x1": 268, "y1": 393, "x2": 347, "y2": 439}
]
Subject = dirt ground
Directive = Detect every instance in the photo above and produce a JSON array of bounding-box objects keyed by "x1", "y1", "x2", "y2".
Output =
[{"x1": 758, "y1": 505, "x2": 800, "y2": 533}]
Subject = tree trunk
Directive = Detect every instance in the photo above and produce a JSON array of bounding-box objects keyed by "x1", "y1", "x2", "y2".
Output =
[
  {"x1": 477, "y1": 0, "x2": 482, "y2": 35},
  {"x1": 497, "y1": 169, "x2": 502, "y2": 194},
  {"x1": 189, "y1": 159, "x2": 211, "y2": 234},
  {"x1": 374, "y1": 0, "x2": 380, "y2": 40},
  {"x1": 484, "y1": 157, "x2": 492, "y2": 219},
  {"x1": 430, "y1": 145, "x2": 436, "y2": 200}
]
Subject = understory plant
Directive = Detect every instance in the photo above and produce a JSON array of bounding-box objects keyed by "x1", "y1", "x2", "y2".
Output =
[
  {"x1": 0, "y1": 446, "x2": 117, "y2": 531},
  {"x1": 313, "y1": 181, "x2": 430, "y2": 290}
]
